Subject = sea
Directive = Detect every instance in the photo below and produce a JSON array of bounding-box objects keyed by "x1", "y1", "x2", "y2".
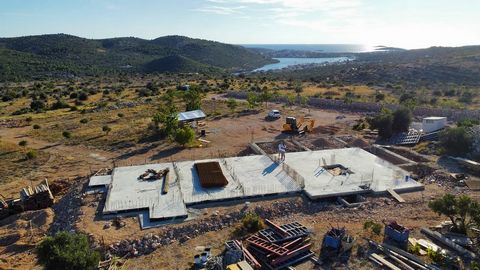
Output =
[
  {"x1": 253, "y1": 57, "x2": 350, "y2": 72},
  {"x1": 241, "y1": 44, "x2": 370, "y2": 71}
]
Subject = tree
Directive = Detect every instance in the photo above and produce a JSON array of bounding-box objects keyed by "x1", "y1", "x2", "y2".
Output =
[
  {"x1": 37, "y1": 231, "x2": 100, "y2": 270},
  {"x1": 429, "y1": 194, "x2": 480, "y2": 234},
  {"x1": 392, "y1": 107, "x2": 412, "y2": 133},
  {"x1": 368, "y1": 109, "x2": 394, "y2": 138},
  {"x1": 375, "y1": 92, "x2": 385, "y2": 102},
  {"x1": 286, "y1": 94, "x2": 295, "y2": 108},
  {"x1": 102, "y1": 125, "x2": 111, "y2": 135},
  {"x1": 439, "y1": 127, "x2": 472, "y2": 156},
  {"x1": 152, "y1": 105, "x2": 178, "y2": 138},
  {"x1": 226, "y1": 98, "x2": 238, "y2": 114},
  {"x1": 259, "y1": 89, "x2": 272, "y2": 109},
  {"x1": 78, "y1": 91, "x2": 88, "y2": 101},
  {"x1": 368, "y1": 107, "x2": 412, "y2": 139},
  {"x1": 246, "y1": 92, "x2": 258, "y2": 110},
  {"x1": 182, "y1": 86, "x2": 202, "y2": 111},
  {"x1": 294, "y1": 83, "x2": 303, "y2": 96},
  {"x1": 30, "y1": 99, "x2": 46, "y2": 111},
  {"x1": 174, "y1": 126, "x2": 195, "y2": 147}
]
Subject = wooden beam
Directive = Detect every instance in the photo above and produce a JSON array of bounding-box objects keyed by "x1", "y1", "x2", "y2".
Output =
[
  {"x1": 369, "y1": 253, "x2": 402, "y2": 270},
  {"x1": 387, "y1": 188, "x2": 405, "y2": 203}
]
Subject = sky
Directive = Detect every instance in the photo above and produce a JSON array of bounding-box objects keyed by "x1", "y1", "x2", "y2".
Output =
[{"x1": 0, "y1": 0, "x2": 479, "y2": 49}]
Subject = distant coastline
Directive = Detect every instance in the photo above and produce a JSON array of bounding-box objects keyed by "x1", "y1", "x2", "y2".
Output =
[{"x1": 241, "y1": 44, "x2": 374, "y2": 53}]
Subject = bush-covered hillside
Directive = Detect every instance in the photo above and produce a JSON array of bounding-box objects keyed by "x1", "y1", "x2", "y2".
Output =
[{"x1": 0, "y1": 34, "x2": 273, "y2": 81}]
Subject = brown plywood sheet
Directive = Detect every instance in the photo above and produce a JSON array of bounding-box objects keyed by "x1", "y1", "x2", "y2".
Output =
[{"x1": 195, "y1": 162, "x2": 228, "y2": 188}]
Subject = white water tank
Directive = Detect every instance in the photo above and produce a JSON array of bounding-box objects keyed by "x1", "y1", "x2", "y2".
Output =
[{"x1": 422, "y1": 117, "x2": 447, "y2": 133}]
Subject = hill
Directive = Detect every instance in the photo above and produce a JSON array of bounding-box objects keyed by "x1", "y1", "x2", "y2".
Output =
[
  {"x1": 262, "y1": 45, "x2": 480, "y2": 88},
  {"x1": 0, "y1": 34, "x2": 273, "y2": 81}
]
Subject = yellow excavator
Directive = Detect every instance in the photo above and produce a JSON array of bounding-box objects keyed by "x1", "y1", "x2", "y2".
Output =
[{"x1": 282, "y1": 116, "x2": 315, "y2": 134}]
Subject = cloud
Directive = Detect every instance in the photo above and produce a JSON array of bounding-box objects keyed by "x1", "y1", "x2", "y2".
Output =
[
  {"x1": 198, "y1": 0, "x2": 364, "y2": 18},
  {"x1": 196, "y1": 5, "x2": 246, "y2": 15},
  {"x1": 231, "y1": 0, "x2": 362, "y2": 12}
]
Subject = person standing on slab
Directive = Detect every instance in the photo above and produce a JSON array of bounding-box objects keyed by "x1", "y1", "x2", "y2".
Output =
[{"x1": 278, "y1": 141, "x2": 286, "y2": 161}]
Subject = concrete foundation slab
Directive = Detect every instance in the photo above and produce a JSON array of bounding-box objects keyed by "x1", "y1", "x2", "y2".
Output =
[
  {"x1": 99, "y1": 148, "x2": 423, "y2": 228},
  {"x1": 103, "y1": 164, "x2": 187, "y2": 220},
  {"x1": 176, "y1": 155, "x2": 302, "y2": 205},
  {"x1": 283, "y1": 148, "x2": 423, "y2": 199},
  {"x1": 89, "y1": 175, "x2": 112, "y2": 187}
]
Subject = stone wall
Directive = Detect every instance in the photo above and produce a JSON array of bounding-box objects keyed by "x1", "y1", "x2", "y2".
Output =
[{"x1": 226, "y1": 91, "x2": 480, "y2": 121}]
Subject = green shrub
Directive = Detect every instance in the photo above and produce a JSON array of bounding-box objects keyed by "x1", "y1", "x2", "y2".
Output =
[
  {"x1": 18, "y1": 140, "x2": 28, "y2": 147},
  {"x1": 426, "y1": 247, "x2": 446, "y2": 265},
  {"x1": 117, "y1": 113, "x2": 124, "y2": 118},
  {"x1": 30, "y1": 100, "x2": 46, "y2": 111},
  {"x1": 37, "y1": 231, "x2": 100, "y2": 270},
  {"x1": 363, "y1": 220, "x2": 383, "y2": 235},
  {"x1": 174, "y1": 126, "x2": 195, "y2": 147},
  {"x1": 102, "y1": 125, "x2": 111, "y2": 135},
  {"x1": 439, "y1": 127, "x2": 472, "y2": 156},
  {"x1": 78, "y1": 92, "x2": 88, "y2": 101},
  {"x1": 50, "y1": 99, "x2": 69, "y2": 110},
  {"x1": 80, "y1": 118, "x2": 88, "y2": 124},
  {"x1": 241, "y1": 212, "x2": 265, "y2": 233},
  {"x1": 227, "y1": 98, "x2": 238, "y2": 113},
  {"x1": 62, "y1": 131, "x2": 71, "y2": 139},
  {"x1": 25, "y1": 150, "x2": 38, "y2": 160},
  {"x1": 33, "y1": 124, "x2": 41, "y2": 129},
  {"x1": 371, "y1": 223, "x2": 382, "y2": 235},
  {"x1": 408, "y1": 243, "x2": 421, "y2": 255}
]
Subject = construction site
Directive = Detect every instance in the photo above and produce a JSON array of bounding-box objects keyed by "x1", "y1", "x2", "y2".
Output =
[
  {"x1": 88, "y1": 146, "x2": 423, "y2": 229},
  {"x1": 2, "y1": 97, "x2": 480, "y2": 270}
]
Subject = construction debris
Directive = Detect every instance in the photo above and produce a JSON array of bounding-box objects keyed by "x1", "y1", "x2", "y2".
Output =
[
  {"x1": 321, "y1": 226, "x2": 354, "y2": 255},
  {"x1": 384, "y1": 221, "x2": 410, "y2": 243},
  {"x1": 368, "y1": 239, "x2": 442, "y2": 270},
  {"x1": 0, "y1": 179, "x2": 55, "y2": 220},
  {"x1": 421, "y1": 228, "x2": 477, "y2": 259},
  {"x1": 138, "y1": 168, "x2": 169, "y2": 181},
  {"x1": 224, "y1": 220, "x2": 313, "y2": 270},
  {"x1": 386, "y1": 189, "x2": 405, "y2": 203}
]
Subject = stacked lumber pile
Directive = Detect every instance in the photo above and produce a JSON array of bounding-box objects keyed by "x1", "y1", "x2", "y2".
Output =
[
  {"x1": 0, "y1": 180, "x2": 55, "y2": 220},
  {"x1": 368, "y1": 240, "x2": 444, "y2": 270},
  {"x1": 21, "y1": 180, "x2": 55, "y2": 210}
]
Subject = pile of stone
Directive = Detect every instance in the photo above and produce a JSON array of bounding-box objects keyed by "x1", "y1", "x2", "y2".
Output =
[
  {"x1": 49, "y1": 177, "x2": 85, "y2": 234},
  {"x1": 106, "y1": 212, "x2": 243, "y2": 258},
  {"x1": 105, "y1": 200, "x2": 337, "y2": 259},
  {"x1": 424, "y1": 170, "x2": 458, "y2": 187},
  {"x1": 0, "y1": 119, "x2": 27, "y2": 128}
]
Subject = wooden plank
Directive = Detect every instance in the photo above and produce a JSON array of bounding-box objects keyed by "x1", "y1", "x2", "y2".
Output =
[
  {"x1": 370, "y1": 253, "x2": 402, "y2": 270},
  {"x1": 421, "y1": 228, "x2": 476, "y2": 259},
  {"x1": 387, "y1": 188, "x2": 405, "y2": 203},
  {"x1": 385, "y1": 252, "x2": 415, "y2": 270}
]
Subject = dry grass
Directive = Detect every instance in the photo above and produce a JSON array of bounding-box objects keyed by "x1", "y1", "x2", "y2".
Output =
[{"x1": 0, "y1": 141, "x2": 50, "y2": 185}]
